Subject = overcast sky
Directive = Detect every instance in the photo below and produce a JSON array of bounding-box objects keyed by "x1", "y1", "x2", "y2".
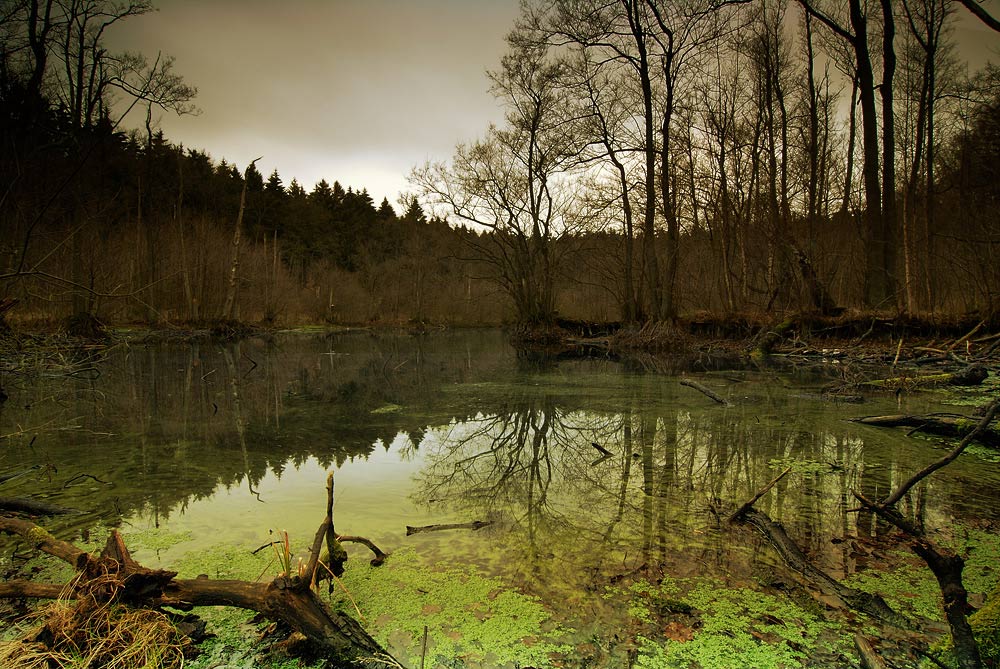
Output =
[
  {"x1": 106, "y1": 0, "x2": 521, "y2": 206},
  {"x1": 105, "y1": 0, "x2": 998, "y2": 208}
]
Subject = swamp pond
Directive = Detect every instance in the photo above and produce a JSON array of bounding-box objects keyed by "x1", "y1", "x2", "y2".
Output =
[{"x1": 1, "y1": 329, "x2": 999, "y2": 668}]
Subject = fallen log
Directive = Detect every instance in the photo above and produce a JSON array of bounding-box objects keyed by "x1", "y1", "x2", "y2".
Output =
[
  {"x1": 850, "y1": 399, "x2": 1000, "y2": 669},
  {"x1": 406, "y1": 520, "x2": 492, "y2": 536},
  {"x1": 850, "y1": 413, "x2": 1000, "y2": 448},
  {"x1": 729, "y1": 506, "x2": 913, "y2": 628},
  {"x1": 0, "y1": 473, "x2": 393, "y2": 667},
  {"x1": 860, "y1": 364, "x2": 988, "y2": 390}
]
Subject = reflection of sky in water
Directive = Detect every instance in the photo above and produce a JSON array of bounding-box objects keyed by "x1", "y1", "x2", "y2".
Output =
[{"x1": 129, "y1": 444, "x2": 440, "y2": 568}]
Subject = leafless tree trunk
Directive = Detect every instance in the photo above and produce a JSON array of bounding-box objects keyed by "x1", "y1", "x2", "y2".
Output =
[{"x1": 222, "y1": 158, "x2": 260, "y2": 321}]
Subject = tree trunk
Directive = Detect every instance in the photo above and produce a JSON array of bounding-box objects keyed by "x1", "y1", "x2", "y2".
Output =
[{"x1": 222, "y1": 159, "x2": 260, "y2": 321}]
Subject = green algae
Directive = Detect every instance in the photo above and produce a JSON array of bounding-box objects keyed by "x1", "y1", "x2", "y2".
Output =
[
  {"x1": 971, "y1": 581, "x2": 1000, "y2": 664},
  {"x1": 611, "y1": 576, "x2": 850, "y2": 668},
  {"x1": 843, "y1": 560, "x2": 946, "y2": 621},
  {"x1": 330, "y1": 547, "x2": 572, "y2": 667}
]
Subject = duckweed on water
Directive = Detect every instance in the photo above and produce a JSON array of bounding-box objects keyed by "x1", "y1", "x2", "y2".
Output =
[
  {"x1": 331, "y1": 547, "x2": 572, "y2": 667},
  {"x1": 614, "y1": 577, "x2": 851, "y2": 668}
]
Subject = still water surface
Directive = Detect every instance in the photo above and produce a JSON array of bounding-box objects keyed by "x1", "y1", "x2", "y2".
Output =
[{"x1": 2, "y1": 330, "x2": 998, "y2": 664}]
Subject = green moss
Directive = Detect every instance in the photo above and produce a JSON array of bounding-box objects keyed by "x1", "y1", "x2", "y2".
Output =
[
  {"x1": 173, "y1": 543, "x2": 273, "y2": 581},
  {"x1": 331, "y1": 547, "x2": 571, "y2": 667},
  {"x1": 25, "y1": 526, "x2": 54, "y2": 545}
]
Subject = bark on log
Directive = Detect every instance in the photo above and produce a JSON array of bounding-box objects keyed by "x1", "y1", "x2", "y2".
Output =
[
  {"x1": 855, "y1": 633, "x2": 888, "y2": 669},
  {"x1": 751, "y1": 318, "x2": 797, "y2": 359},
  {"x1": 911, "y1": 540, "x2": 982, "y2": 669},
  {"x1": 851, "y1": 413, "x2": 1000, "y2": 448}
]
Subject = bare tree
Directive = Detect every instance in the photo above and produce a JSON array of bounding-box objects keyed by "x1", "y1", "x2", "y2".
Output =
[{"x1": 412, "y1": 32, "x2": 581, "y2": 326}]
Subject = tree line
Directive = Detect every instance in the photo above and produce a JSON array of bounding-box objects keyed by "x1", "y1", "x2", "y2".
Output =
[
  {"x1": 2, "y1": 0, "x2": 999, "y2": 331},
  {"x1": 415, "y1": 0, "x2": 1000, "y2": 325}
]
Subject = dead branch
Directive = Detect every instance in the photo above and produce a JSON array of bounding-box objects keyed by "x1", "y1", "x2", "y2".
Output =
[
  {"x1": 0, "y1": 496, "x2": 78, "y2": 516},
  {"x1": 591, "y1": 441, "x2": 614, "y2": 457},
  {"x1": 0, "y1": 475, "x2": 393, "y2": 666},
  {"x1": 880, "y1": 398, "x2": 1000, "y2": 507},
  {"x1": 729, "y1": 506, "x2": 912, "y2": 628},
  {"x1": 679, "y1": 378, "x2": 731, "y2": 406},
  {"x1": 728, "y1": 467, "x2": 791, "y2": 523}
]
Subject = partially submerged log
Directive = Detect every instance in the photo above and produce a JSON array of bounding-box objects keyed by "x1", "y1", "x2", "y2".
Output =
[
  {"x1": 729, "y1": 506, "x2": 912, "y2": 628},
  {"x1": 851, "y1": 413, "x2": 1000, "y2": 448},
  {"x1": 406, "y1": 520, "x2": 492, "y2": 536},
  {"x1": 0, "y1": 473, "x2": 393, "y2": 667},
  {"x1": 850, "y1": 398, "x2": 1000, "y2": 668},
  {"x1": 860, "y1": 364, "x2": 988, "y2": 390}
]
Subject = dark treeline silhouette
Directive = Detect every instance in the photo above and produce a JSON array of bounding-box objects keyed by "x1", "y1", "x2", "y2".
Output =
[{"x1": 2, "y1": 0, "x2": 999, "y2": 331}]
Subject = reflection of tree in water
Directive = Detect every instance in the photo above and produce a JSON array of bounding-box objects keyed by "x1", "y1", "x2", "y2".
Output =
[{"x1": 413, "y1": 388, "x2": 956, "y2": 600}]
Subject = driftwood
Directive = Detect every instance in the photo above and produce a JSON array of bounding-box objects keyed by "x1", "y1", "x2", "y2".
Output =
[
  {"x1": 0, "y1": 472, "x2": 394, "y2": 667},
  {"x1": 728, "y1": 467, "x2": 790, "y2": 523},
  {"x1": 679, "y1": 378, "x2": 731, "y2": 406},
  {"x1": 851, "y1": 412, "x2": 1000, "y2": 448},
  {"x1": 406, "y1": 520, "x2": 492, "y2": 536}
]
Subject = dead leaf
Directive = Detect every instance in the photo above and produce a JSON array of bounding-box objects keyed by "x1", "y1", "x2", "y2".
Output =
[{"x1": 664, "y1": 621, "x2": 694, "y2": 643}]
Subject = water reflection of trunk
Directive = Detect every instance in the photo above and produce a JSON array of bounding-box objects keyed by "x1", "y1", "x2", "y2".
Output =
[
  {"x1": 641, "y1": 414, "x2": 656, "y2": 559},
  {"x1": 525, "y1": 407, "x2": 551, "y2": 566},
  {"x1": 419, "y1": 396, "x2": 557, "y2": 568},
  {"x1": 222, "y1": 345, "x2": 260, "y2": 500},
  {"x1": 655, "y1": 414, "x2": 677, "y2": 564},
  {"x1": 603, "y1": 415, "x2": 634, "y2": 542}
]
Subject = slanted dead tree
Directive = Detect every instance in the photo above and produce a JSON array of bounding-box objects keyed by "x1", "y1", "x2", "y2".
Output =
[
  {"x1": 729, "y1": 397, "x2": 999, "y2": 668},
  {"x1": 726, "y1": 468, "x2": 912, "y2": 628},
  {"x1": 852, "y1": 398, "x2": 1000, "y2": 669},
  {"x1": 0, "y1": 471, "x2": 395, "y2": 667}
]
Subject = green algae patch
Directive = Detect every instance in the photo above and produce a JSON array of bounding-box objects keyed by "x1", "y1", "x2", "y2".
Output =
[
  {"x1": 842, "y1": 560, "x2": 945, "y2": 621},
  {"x1": 120, "y1": 527, "x2": 194, "y2": 555},
  {"x1": 331, "y1": 547, "x2": 572, "y2": 667},
  {"x1": 612, "y1": 577, "x2": 851, "y2": 668},
  {"x1": 971, "y1": 581, "x2": 1000, "y2": 664}
]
